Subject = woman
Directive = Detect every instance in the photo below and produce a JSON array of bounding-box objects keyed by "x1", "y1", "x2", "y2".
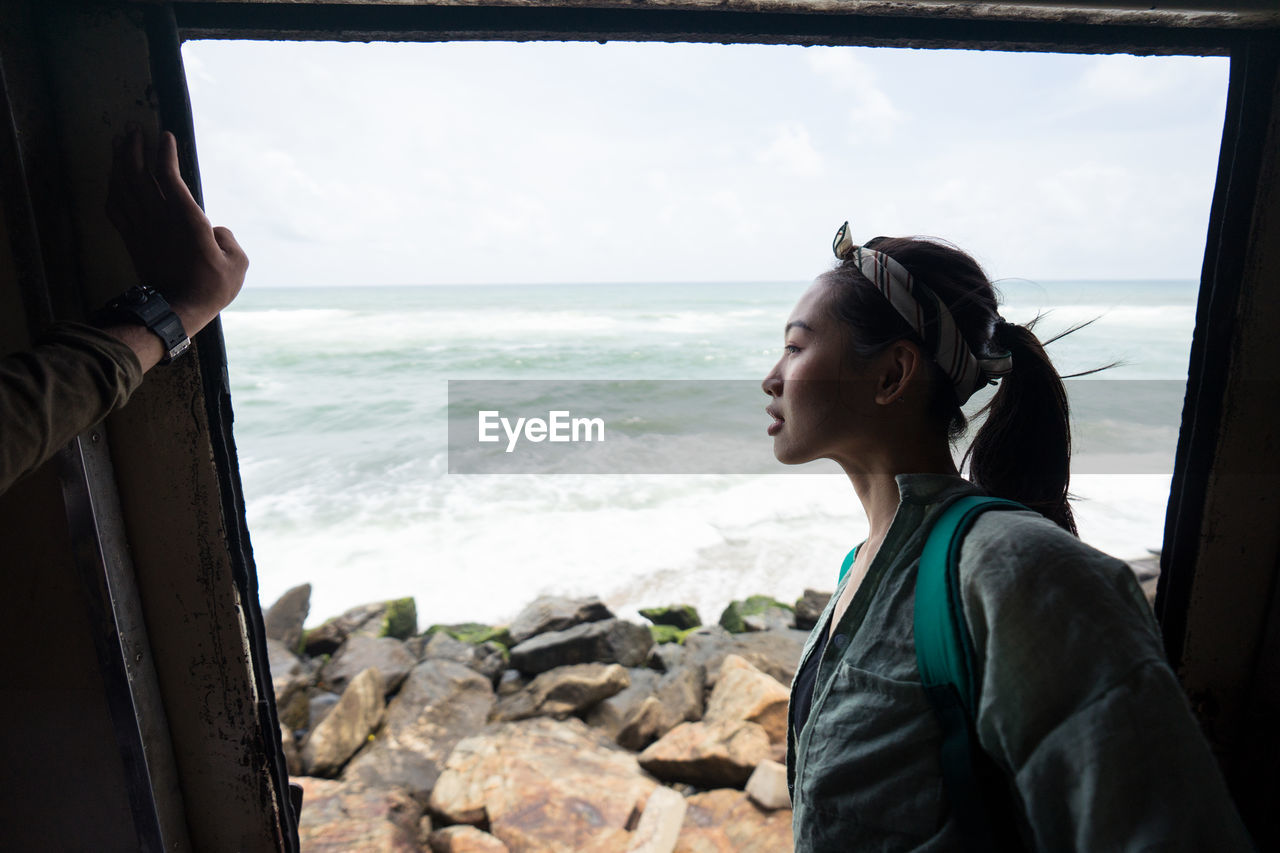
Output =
[{"x1": 763, "y1": 225, "x2": 1252, "y2": 851}]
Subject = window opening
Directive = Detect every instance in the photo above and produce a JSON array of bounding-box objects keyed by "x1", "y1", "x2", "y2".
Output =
[{"x1": 181, "y1": 38, "x2": 1227, "y2": 636}]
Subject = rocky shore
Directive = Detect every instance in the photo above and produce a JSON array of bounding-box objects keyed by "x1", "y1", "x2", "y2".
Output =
[
  {"x1": 265, "y1": 586, "x2": 832, "y2": 852},
  {"x1": 267, "y1": 556, "x2": 1160, "y2": 853}
]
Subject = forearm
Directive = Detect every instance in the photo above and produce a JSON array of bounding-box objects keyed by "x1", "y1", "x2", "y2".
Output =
[
  {"x1": 0, "y1": 323, "x2": 143, "y2": 493},
  {"x1": 103, "y1": 321, "x2": 165, "y2": 373},
  {"x1": 99, "y1": 298, "x2": 211, "y2": 373}
]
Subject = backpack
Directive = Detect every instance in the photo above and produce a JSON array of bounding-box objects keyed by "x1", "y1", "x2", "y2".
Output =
[{"x1": 838, "y1": 494, "x2": 1027, "y2": 851}]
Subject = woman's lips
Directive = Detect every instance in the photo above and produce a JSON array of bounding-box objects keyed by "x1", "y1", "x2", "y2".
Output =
[{"x1": 766, "y1": 407, "x2": 784, "y2": 436}]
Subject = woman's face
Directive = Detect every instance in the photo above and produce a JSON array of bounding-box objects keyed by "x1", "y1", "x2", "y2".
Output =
[{"x1": 762, "y1": 275, "x2": 874, "y2": 466}]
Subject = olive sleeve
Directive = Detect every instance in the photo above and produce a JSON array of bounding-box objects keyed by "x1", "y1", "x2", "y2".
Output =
[
  {"x1": 1, "y1": 322, "x2": 144, "y2": 494},
  {"x1": 959, "y1": 510, "x2": 1255, "y2": 852}
]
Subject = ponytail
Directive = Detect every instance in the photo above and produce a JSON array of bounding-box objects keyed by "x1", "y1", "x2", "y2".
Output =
[{"x1": 967, "y1": 318, "x2": 1076, "y2": 534}]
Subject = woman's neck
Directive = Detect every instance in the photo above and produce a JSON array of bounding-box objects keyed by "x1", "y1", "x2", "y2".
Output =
[{"x1": 838, "y1": 441, "x2": 959, "y2": 540}]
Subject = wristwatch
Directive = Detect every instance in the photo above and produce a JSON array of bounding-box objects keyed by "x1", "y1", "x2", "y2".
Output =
[{"x1": 103, "y1": 285, "x2": 191, "y2": 363}]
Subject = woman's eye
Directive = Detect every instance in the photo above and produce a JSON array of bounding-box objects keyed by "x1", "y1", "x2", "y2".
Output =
[{"x1": 784, "y1": 344, "x2": 800, "y2": 354}]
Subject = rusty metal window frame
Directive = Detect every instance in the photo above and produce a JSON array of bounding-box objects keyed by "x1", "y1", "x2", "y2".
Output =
[{"x1": 137, "y1": 4, "x2": 1278, "y2": 848}]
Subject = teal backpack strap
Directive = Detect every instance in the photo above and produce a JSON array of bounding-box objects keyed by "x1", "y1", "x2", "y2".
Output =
[
  {"x1": 915, "y1": 495, "x2": 1025, "y2": 852},
  {"x1": 837, "y1": 544, "x2": 860, "y2": 585}
]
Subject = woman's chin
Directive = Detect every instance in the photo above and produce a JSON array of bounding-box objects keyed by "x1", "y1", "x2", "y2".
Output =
[{"x1": 771, "y1": 441, "x2": 811, "y2": 466}]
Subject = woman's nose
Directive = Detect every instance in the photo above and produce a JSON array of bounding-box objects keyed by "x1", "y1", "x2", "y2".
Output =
[{"x1": 762, "y1": 363, "x2": 782, "y2": 397}]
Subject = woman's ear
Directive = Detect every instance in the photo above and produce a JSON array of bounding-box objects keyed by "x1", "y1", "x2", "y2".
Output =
[{"x1": 874, "y1": 340, "x2": 924, "y2": 405}]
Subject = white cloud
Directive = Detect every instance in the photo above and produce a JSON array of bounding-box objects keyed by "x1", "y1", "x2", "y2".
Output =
[
  {"x1": 1079, "y1": 54, "x2": 1179, "y2": 101},
  {"x1": 805, "y1": 47, "x2": 902, "y2": 142},
  {"x1": 756, "y1": 124, "x2": 824, "y2": 177},
  {"x1": 182, "y1": 41, "x2": 1227, "y2": 284}
]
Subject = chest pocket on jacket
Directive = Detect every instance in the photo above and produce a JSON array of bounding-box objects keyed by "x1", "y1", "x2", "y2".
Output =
[{"x1": 798, "y1": 661, "x2": 949, "y2": 839}]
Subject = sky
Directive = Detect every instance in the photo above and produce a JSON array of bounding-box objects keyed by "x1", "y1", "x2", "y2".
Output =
[{"x1": 181, "y1": 40, "x2": 1229, "y2": 286}]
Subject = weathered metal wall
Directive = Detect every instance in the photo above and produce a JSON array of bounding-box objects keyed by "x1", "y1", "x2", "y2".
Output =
[
  {"x1": 0, "y1": 4, "x2": 150, "y2": 849},
  {"x1": 0, "y1": 2, "x2": 289, "y2": 850},
  {"x1": 1162, "y1": 38, "x2": 1280, "y2": 843},
  {"x1": 168, "y1": 0, "x2": 1280, "y2": 29}
]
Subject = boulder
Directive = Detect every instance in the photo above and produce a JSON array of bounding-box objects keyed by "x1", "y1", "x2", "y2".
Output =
[
  {"x1": 638, "y1": 604, "x2": 701, "y2": 631},
  {"x1": 617, "y1": 666, "x2": 705, "y2": 751},
  {"x1": 415, "y1": 631, "x2": 506, "y2": 685},
  {"x1": 264, "y1": 583, "x2": 311, "y2": 652},
  {"x1": 492, "y1": 662, "x2": 630, "y2": 722},
  {"x1": 280, "y1": 724, "x2": 302, "y2": 777},
  {"x1": 674, "y1": 789, "x2": 793, "y2": 853},
  {"x1": 682, "y1": 626, "x2": 807, "y2": 689},
  {"x1": 428, "y1": 825, "x2": 511, "y2": 853},
  {"x1": 718, "y1": 596, "x2": 795, "y2": 634},
  {"x1": 625, "y1": 785, "x2": 688, "y2": 853},
  {"x1": 703, "y1": 655, "x2": 789, "y2": 744},
  {"x1": 585, "y1": 668, "x2": 661, "y2": 739},
  {"x1": 424, "y1": 623, "x2": 514, "y2": 649},
  {"x1": 302, "y1": 667, "x2": 386, "y2": 777},
  {"x1": 429, "y1": 717, "x2": 657, "y2": 851},
  {"x1": 304, "y1": 601, "x2": 391, "y2": 656},
  {"x1": 647, "y1": 642, "x2": 687, "y2": 673},
  {"x1": 745, "y1": 760, "x2": 790, "y2": 811},
  {"x1": 309, "y1": 691, "x2": 341, "y2": 730},
  {"x1": 496, "y1": 670, "x2": 526, "y2": 696},
  {"x1": 267, "y1": 637, "x2": 306, "y2": 695},
  {"x1": 656, "y1": 666, "x2": 705, "y2": 728},
  {"x1": 343, "y1": 660, "x2": 494, "y2": 803},
  {"x1": 638, "y1": 720, "x2": 771, "y2": 788},
  {"x1": 743, "y1": 610, "x2": 794, "y2": 633},
  {"x1": 509, "y1": 618, "x2": 654, "y2": 675},
  {"x1": 322, "y1": 635, "x2": 416, "y2": 696},
  {"x1": 267, "y1": 638, "x2": 313, "y2": 731},
  {"x1": 793, "y1": 589, "x2": 830, "y2": 631},
  {"x1": 617, "y1": 697, "x2": 667, "y2": 752},
  {"x1": 293, "y1": 776, "x2": 422, "y2": 852},
  {"x1": 508, "y1": 595, "x2": 614, "y2": 644},
  {"x1": 382, "y1": 597, "x2": 418, "y2": 640}
]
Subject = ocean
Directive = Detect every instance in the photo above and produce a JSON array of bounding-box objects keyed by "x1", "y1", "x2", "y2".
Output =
[{"x1": 221, "y1": 279, "x2": 1196, "y2": 629}]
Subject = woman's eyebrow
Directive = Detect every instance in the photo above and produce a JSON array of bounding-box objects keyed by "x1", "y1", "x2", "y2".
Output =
[{"x1": 785, "y1": 320, "x2": 814, "y2": 333}]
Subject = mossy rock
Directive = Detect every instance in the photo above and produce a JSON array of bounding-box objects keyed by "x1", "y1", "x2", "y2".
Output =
[
  {"x1": 719, "y1": 595, "x2": 795, "y2": 634},
  {"x1": 425, "y1": 622, "x2": 513, "y2": 650},
  {"x1": 742, "y1": 595, "x2": 795, "y2": 615},
  {"x1": 649, "y1": 624, "x2": 698, "y2": 645},
  {"x1": 638, "y1": 604, "x2": 702, "y2": 631},
  {"x1": 379, "y1": 597, "x2": 418, "y2": 640}
]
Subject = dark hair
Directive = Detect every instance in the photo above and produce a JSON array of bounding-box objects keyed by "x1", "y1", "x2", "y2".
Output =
[{"x1": 826, "y1": 236, "x2": 1076, "y2": 534}]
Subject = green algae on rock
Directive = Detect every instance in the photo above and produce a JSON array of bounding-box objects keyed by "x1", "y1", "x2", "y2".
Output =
[
  {"x1": 639, "y1": 604, "x2": 702, "y2": 631},
  {"x1": 649, "y1": 624, "x2": 698, "y2": 645},
  {"x1": 380, "y1": 597, "x2": 418, "y2": 640},
  {"x1": 718, "y1": 596, "x2": 795, "y2": 634},
  {"x1": 426, "y1": 622, "x2": 514, "y2": 651}
]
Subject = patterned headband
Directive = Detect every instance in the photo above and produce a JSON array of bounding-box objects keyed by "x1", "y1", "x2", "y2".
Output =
[{"x1": 831, "y1": 222, "x2": 1012, "y2": 404}]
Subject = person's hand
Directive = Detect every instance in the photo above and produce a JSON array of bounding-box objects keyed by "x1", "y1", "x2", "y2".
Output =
[{"x1": 106, "y1": 127, "x2": 248, "y2": 337}]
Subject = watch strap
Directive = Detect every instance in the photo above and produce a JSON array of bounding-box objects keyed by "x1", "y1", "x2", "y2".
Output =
[{"x1": 104, "y1": 285, "x2": 191, "y2": 363}]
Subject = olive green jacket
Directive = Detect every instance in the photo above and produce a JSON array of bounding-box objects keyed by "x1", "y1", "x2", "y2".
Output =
[
  {"x1": 0, "y1": 323, "x2": 142, "y2": 494},
  {"x1": 787, "y1": 474, "x2": 1253, "y2": 852}
]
